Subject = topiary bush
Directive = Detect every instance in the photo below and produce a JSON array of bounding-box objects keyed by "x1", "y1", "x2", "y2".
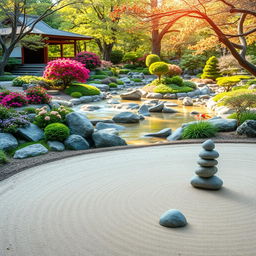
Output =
[
  {"x1": 0, "y1": 150, "x2": 8, "y2": 164},
  {"x1": 167, "y1": 64, "x2": 182, "y2": 77},
  {"x1": 44, "y1": 123, "x2": 70, "y2": 142},
  {"x1": 228, "y1": 111, "x2": 256, "y2": 125},
  {"x1": 216, "y1": 76, "x2": 241, "y2": 92},
  {"x1": 201, "y1": 56, "x2": 221, "y2": 80},
  {"x1": 65, "y1": 83, "x2": 100, "y2": 96},
  {"x1": 43, "y1": 59, "x2": 90, "y2": 89},
  {"x1": 149, "y1": 62, "x2": 169, "y2": 81},
  {"x1": 110, "y1": 50, "x2": 124, "y2": 64},
  {"x1": 25, "y1": 86, "x2": 51, "y2": 104},
  {"x1": 70, "y1": 92, "x2": 82, "y2": 98},
  {"x1": 74, "y1": 51, "x2": 101, "y2": 70},
  {"x1": 182, "y1": 122, "x2": 218, "y2": 139},
  {"x1": 146, "y1": 54, "x2": 161, "y2": 67}
]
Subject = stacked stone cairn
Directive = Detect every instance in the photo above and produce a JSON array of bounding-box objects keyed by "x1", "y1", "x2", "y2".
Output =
[{"x1": 191, "y1": 139, "x2": 223, "y2": 190}]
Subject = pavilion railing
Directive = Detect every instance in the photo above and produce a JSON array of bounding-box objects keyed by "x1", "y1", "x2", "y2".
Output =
[{"x1": 48, "y1": 57, "x2": 74, "y2": 61}]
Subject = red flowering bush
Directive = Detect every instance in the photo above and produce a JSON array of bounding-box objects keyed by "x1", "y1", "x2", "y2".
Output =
[
  {"x1": 43, "y1": 59, "x2": 90, "y2": 89},
  {"x1": 167, "y1": 64, "x2": 183, "y2": 77},
  {"x1": 26, "y1": 86, "x2": 51, "y2": 104},
  {"x1": 74, "y1": 51, "x2": 101, "y2": 70},
  {"x1": 0, "y1": 92, "x2": 27, "y2": 108}
]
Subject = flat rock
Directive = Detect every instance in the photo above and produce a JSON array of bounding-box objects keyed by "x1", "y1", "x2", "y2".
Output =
[
  {"x1": 182, "y1": 97, "x2": 193, "y2": 106},
  {"x1": 51, "y1": 99, "x2": 73, "y2": 107},
  {"x1": 80, "y1": 105, "x2": 101, "y2": 111},
  {"x1": 0, "y1": 133, "x2": 18, "y2": 151},
  {"x1": 202, "y1": 139, "x2": 215, "y2": 150},
  {"x1": 79, "y1": 96, "x2": 93, "y2": 103},
  {"x1": 208, "y1": 118, "x2": 237, "y2": 132},
  {"x1": 149, "y1": 103, "x2": 164, "y2": 112},
  {"x1": 191, "y1": 175, "x2": 223, "y2": 190},
  {"x1": 13, "y1": 144, "x2": 48, "y2": 159},
  {"x1": 17, "y1": 123, "x2": 44, "y2": 142},
  {"x1": 197, "y1": 158, "x2": 218, "y2": 167},
  {"x1": 66, "y1": 112, "x2": 94, "y2": 138},
  {"x1": 92, "y1": 131, "x2": 127, "y2": 148},
  {"x1": 195, "y1": 166, "x2": 218, "y2": 178},
  {"x1": 162, "y1": 93, "x2": 177, "y2": 99},
  {"x1": 162, "y1": 107, "x2": 178, "y2": 113},
  {"x1": 90, "y1": 119, "x2": 114, "y2": 125},
  {"x1": 145, "y1": 128, "x2": 172, "y2": 138},
  {"x1": 47, "y1": 141, "x2": 65, "y2": 152},
  {"x1": 237, "y1": 120, "x2": 256, "y2": 137},
  {"x1": 120, "y1": 90, "x2": 142, "y2": 101},
  {"x1": 64, "y1": 135, "x2": 90, "y2": 150},
  {"x1": 199, "y1": 149, "x2": 219, "y2": 159},
  {"x1": 146, "y1": 92, "x2": 163, "y2": 99},
  {"x1": 159, "y1": 209, "x2": 187, "y2": 228},
  {"x1": 164, "y1": 102, "x2": 178, "y2": 107},
  {"x1": 95, "y1": 122, "x2": 125, "y2": 131},
  {"x1": 138, "y1": 104, "x2": 150, "y2": 116},
  {"x1": 167, "y1": 127, "x2": 183, "y2": 141},
  {"x1": 113, "y1": 112, "x2": 140, "y2": 123},
  {"x1": 107, "y1": 99, "x2": 120, "y2": 104}
]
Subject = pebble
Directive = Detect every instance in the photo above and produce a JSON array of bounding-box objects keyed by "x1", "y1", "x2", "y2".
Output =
[
  {"x1": 202, "y1": 139, "x2": 215, "y2": 151},
  {"x1": 190, "y1": 176, "x2": 223, "y2": 190},
  {"x1": 159, "y1": 209, "x2": 187, "y2": 228}
]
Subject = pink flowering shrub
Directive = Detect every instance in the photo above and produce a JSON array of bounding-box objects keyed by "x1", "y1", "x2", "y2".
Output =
[
  {"x1": 26, "y1": 86, "x2": 51, "y2": 104},
  {"x1": 43, "y1": 59, "x2": 90, "y2": 89},
  {"x1": 100, "y1": 60, "x2": 113, "y2": 69},
  {"x1": 74, "y1": 51, "x2": 101, "y2": 70},
  {"x1": 0, "y1": 92, "x2": 27, "y2": 108}
]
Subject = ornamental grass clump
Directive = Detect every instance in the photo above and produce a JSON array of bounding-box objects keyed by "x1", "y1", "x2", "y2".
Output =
[
  {"x1": 0, "y1": 150, "x2": 8, "y2": 164},
  {"x1": 44, "y1": 123, "x2": 70, "y2": 142},
  {"x1": 43, "y1": 59, "x2": 90, "y2": 89},
  {"x1": 26, "y1": 86, "x2": 51, "y2": 104},
  {"x1": 228, "y1": 111, "x2": 256, "y2": 125},
  {"x1": 74, "y1": 51, "x2": 101, "y2": 70}
]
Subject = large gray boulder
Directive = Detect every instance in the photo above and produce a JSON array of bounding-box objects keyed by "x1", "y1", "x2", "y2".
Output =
[
  {"x1": 0, "y1": 133, "x2": 18, "y2": 151},
  {"x1": 92, "y1": 130, "x2": 127, "y2": 148},
  {"x1": 149, "y1": 103, "x2": 164, "y2": 112},
  {"x1": 64, "y1": 135, "x2": 90, "y2": 150},
  {"x1": 138, "y1": 104, "x2": 151, "y2": 116},
  {"x1": 13, "y1": 144, "x2": 48, "y2": 159},
  {"x1": 95, "y1": 122, "x2": 125, "y2": 131},
  {"x1": 113, "y1": 112, "x2": 140, "y2": 123},
  {"x1": 120, "y1": 90, "x2": 142, "y2": 100},
  {"x1": 167, "y1": 127, "x2": 183, "y2": 141},
  {"x1": 47, "y1": 141, "x2": 65, "y2": 151},
  {"x1": 208, "y1": 118, "x2": 237, "y2": 132},
  {"x1": 66, "y1": 112, "x2": 94, "y2": 138},
  {"x1": 237, "y1": 120, "x2": 256, "y2": 137},
  {"x1": 17, "y1": 123, "x2": 44, "y2": 142},
  {"x1": 145, "y1": 128, "x2": 172, "y2": 138}
]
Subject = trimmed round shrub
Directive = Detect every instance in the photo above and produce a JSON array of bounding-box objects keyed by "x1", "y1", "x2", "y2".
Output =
[
  {"x1": 65, "y1": 83, "x2": 100, "y2": 96},
  {"x1": 201, "y1": 56, "x2": 221, "y2": 80},
  {"x1": 183, "y1": 80, "x2": 197, "y2": 89},
  {"x1": 26, "y1": 86, "x2": 51, "y2": 104},
  {"x1": 43, "y1": 59, "x2": 90, "y2": 89},
  {"x1": 74, "y1": 51, "x2": 101, "y2": 70},
  {"x1": 12, "y1": 76, "x2": 53, "y2": 87},
  {"x1": 167, "y1": 64, "x2": 182, "y2": 77},
  {"x1": 0, "y1": 92, "x2": 27, "y2": 107},
  {"x1": 146, "y1": 54, "x2": 160, "y2": 67},
  {"x1": 110, "y1": 50, "x2": 124, "y2": 64},
  {"x1": 149, "y1": 62, "x2": 169, "y2": 81},
  {"x1": 109, "y1": 82, "x2": 118, "y2": 88},
  {"x1": 70, "y1": 92, "x2": 82, "y2": 98},
  {"x1": 44, "y1": 123, "x2": 70, "y2": 142},
  {"x1": 182, "y1": 122, "x2": 218, "y2": 139}
]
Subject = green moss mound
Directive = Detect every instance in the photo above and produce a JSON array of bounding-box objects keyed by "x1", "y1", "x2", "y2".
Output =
[
  {"x1": 44, "y1": 123, "x2": 70, "y2": 142},
  {"x1": 65, "y1": 83, "x2": 100, "y2": 96},
  {"x1": 109, "y1": 82, "x2": 118, "y2": 88},
  {"x1": 71, "y1": 92, "x2": 82, "y2": 98},
  {"x1": 153, "y1": 84, "x2": 193, "y2": 94}
]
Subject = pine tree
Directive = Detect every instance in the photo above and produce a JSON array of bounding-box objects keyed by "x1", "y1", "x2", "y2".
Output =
[{"x1": 201, "y1": 56, "x2": 221, "y2": 80}]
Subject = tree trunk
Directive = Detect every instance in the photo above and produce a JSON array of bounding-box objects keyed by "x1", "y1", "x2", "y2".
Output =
[
  {"x1": 102, "y1": 43, "x2": 114, "y2": 61},
  {"x1": 152, "y1": 30, "x2": 161, "y2": 56},
  {"x1": 0, "y1": 50, "x2": 11, "y2": 76}
]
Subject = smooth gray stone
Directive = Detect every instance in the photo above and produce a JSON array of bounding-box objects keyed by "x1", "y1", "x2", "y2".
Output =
[
  {"x1": 159, "y1": 209, "x2": 187, "y2": 228},
  {"x1": 114, "y1": 103, "x2": 140, "y2": 110},
  {"x1": 202, "y1": 139, "x2": 215, "y2": 151},
  {"x1": 237, "y1": 120, "x2": 256, "y2": 137},
  {"x1": 64, "y1": 135, "x2": 90, "y2": 150},
  {"x1": 66, "y1": 112, "x2": 94, "y2": 138},
  {"x1": 79, "y1": 96, "x2": 93, "y2": 103},
  {"x1": 166, "y1": 127, "x2": 183, "y2": 141},
  {"x1": 47, "y1": 141, "x2": 65, "y2": 152},
  {"x1": 145, "y1": 128, "x2": 172, "y2": 138},
  {"x1": 197, "y1": 158, "x2": 218, "y2": 167},
  {"x1": 138, "y1": 104, "x2": 151, "y2": 116},
  {"x1": 149, "y1": 103, "x2": 164, "y2": 112},
  {"x1": 80, "y1": 105, "x2": 101, "y2": 111},
  {"x1": 90, "y1": 119, "x2": 114, "y2": 125},
  {"x1": 17, "y1": 123, "x2": 44, "y2": 142},
  {"x1": 92, "y1": 130, "x2": 127, "y2": 148},
  {"x1": 0, "y1": 133, "x2": 18, "y2": 151},
  {"x1": 208, "y1": 118, "x2": 237, "y2": 132},
  {"x1": 13, "y1": 144, "x2": 48, "y2": 159},
  {"x1": 51, "y1": 99, "x2": 73, "y2": 107},
  {"x1": 176, "y1": 92, "x2": 187, "y2": 98},
  {"x1": 96, "y1": 122, "x2": 125, "y2": 131},
  {"x1": 96, "y1": 128, "x2": 119, "y2": 135},
  {"x1": 146, "y1": 92, "x2": 163, "y2": 99},
  {"x1": 120, "y1": 90, "x2": 142, "y2": 100},
  {"x1": 162, "y1": 93, "x2": 177, "y2": 99},
  {"x1": 162, "y1": 107, "x2": 178, "y2": 113},
  {"x1": 191, "y1": 175, "x2": 223, "y2": 190},
  {"x1": 182, "y1": 97, "x2": 193, "y2": 106},
  {"x1": 69, "y1": 99, "x2": 82, "y2": 105},
  {"x1": 199, "y1": 149, "x2": 219, "y2": 159},
  {"x1": 195, "y1": 166, "x2": 218, "y2": 178},
  {"x1": 113, "y1": 112, "x2": 140, "y2": 123}
]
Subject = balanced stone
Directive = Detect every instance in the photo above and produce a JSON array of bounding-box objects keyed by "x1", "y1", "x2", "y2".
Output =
[
  {"x1": 195, "y1": 166, "x2": 218, "y2": 178},
  {"x1": 202, "y1": 139, "x2": 215, "y2": 151},
  {"x1": 199, "y1": 149, "x2": 219, "y2": 160},
  {"x1": 159, "y1": 209, "x2": 187, "y2": 228},
  {"x1": 191, "y1": 176, "x2": 223, "y2": 190},
  {"x1": 197, "y1": 158, "x2": 218, "y2": 167}
]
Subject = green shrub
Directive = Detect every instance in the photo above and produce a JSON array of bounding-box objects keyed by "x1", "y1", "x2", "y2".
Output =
[
  {"x1": 182, "y1": 122, "x2": 218, "y2": 139},
  {"x1": 201, "y1": 56, "x2": 221, "y2": 80},
  {"x1": 183, "y1": 80, "x2": 197, "y2": 89},
  {"x1": 123, "y1": 64, "x2": 139, "y2": 69},
  {"x1": 165, "y1": 76, "x2": 183, "y2": 86},
  {"x1": 146, "y1": 54, "x2": 160, "y2": 67},
  {"x1": 131, "y1": 78, "x2": 142, "y2": 82},
  {"x1": 122, "y1": 52, "x2": 139, "y2": 64},
  {"x1": 44, "y1": 123, "x2": 70, "y2": 142},
  {"x1": 110, "y1": 50, "x2": 124, "y2": 64},
  {"x1": 153, "y1": 84, "x2": 193, "y2": 94},
  {"x1": 212, "y1": 89, "x2": 254, "y2": 102},
  {"x1": 109, "y1": 82, "x2": 118, "y2": 88},
  {"x1": 119, "y1": 69, "x2": 130, "y2": 74},
  {"x1": 142, "y1": 68, "x2": 150, "y2": 75},
  {"x1": 89, "y1": 75, "x2": 108, "y2": 80},
  {"x1": 228, "y1": 111, "x2": 256, "y2": 124},
  {"x1": 0, "y1": 76, "x2": 16, "y2": 81},
  {"x1": 12, "y1": 76, "x2": 53, "y2": 88},
  {"x1": 23, "y1": 107, "x2": 37, "y2": 114},
  {"x1": 95, "y1": 70, "x2": 108, "y2": 76},
  {"x1": 117, "y1": 80, "x2": 124, "y2": 85},
  {"x1": 149, "y1": 62, "x2": 169, "y2": 81},
  {"x1": 65, "y1": 83, "x2": 100, "y2": 96},
  {"x1": 70, "y1": 92, "x2": 82, "y2": 98},
  {"x1": 0, "y1": 150, "x2": 8, "y2": 164},
  {"x1": 180, "y1": 52, "x2": 208, "y2": 71},
  {"x1": 88, "y1": 80, "x2": 102, "y2": 84},
  {"x1": 216, "y1": 76, "x2": 242, "y2": 92}
]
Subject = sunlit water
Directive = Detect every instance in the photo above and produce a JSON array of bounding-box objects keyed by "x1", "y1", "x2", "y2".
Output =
[{"x1": 74, "y1": 97, "x2": 214, "y2": 145}]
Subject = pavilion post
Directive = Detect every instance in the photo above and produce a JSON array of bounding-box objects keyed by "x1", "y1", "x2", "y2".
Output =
[
  {"x1": 74, "y1": 40, "x2": 77, "y2": 56},
  {"x1": 60, "y1": 44, "x2": 63, "y2": 58}
]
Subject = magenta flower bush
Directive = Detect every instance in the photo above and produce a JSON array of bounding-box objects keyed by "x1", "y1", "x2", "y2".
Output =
[
  {"x1": 43, "y1": 59, "x2": 90, "y2": 89},
  {"x1": 26, "y1": 86, "x2": 51, "y2": 104},
  {"x1": 0, "y1": 92, "x2": 28, "y2": 108},
  {"x1": 74, "y1": 51, "x2": 101, "y2": 70}
]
